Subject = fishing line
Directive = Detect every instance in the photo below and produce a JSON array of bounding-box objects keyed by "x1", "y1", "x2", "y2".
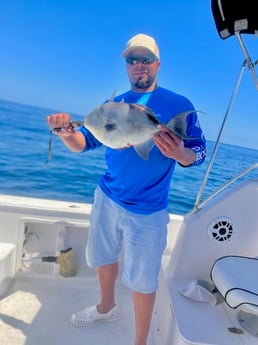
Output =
[
  {"x1": 45, "y1": 130, "x2": 53, "y2": 166},
  {"x1": 44, "y1": 121, "x2": 82, "y2": 166}
]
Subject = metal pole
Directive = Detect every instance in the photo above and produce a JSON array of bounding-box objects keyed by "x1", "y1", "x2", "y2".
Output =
[
  {"x1": 194, "y1": 61, "x2": 246, "y2": 210},
  {"x1": 235, "y1": 31, "x2": 258, "y2": 91}
]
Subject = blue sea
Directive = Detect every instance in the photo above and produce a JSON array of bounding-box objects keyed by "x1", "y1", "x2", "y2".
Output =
[{"x1": 1, "y1": 99, "x2": 257, "y2": 215}]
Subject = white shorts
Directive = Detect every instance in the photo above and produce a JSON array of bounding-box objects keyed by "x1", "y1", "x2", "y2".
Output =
[{"x1": 86, "y1": 187, "x2": 169, "y2": 293}]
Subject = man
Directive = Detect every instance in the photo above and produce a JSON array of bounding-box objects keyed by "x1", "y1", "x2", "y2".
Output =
[{"x1": 46, "y1": 33, "x2": 206, "y2": 345}]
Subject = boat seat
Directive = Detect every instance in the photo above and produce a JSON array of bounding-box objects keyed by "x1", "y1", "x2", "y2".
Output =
[{"x1": 211, "y1": 255, "x2": 258, "y2": 337}]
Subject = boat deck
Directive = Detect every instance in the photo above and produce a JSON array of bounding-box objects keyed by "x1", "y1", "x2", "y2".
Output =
[
  {"x1": 0, "y1": 271, "x2": 135, "y2": 345},
  {"x1": 3, "y1": 187, "x2": 258, "y2": 344},
  {"x1": 0, "y1": 195, "x2": 176, "y2": 345}
]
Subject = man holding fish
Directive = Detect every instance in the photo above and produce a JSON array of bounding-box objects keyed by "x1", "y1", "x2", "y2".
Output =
[{"x1": 47, "y1": 33, "x2": 206, "y2": 345}]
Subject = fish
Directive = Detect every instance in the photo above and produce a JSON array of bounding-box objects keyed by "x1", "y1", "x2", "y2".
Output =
[
  {"x1": 81, "y1": 101, "x2": 198, "y2": 160},
  {"x1": 51, "y1": 100, "x2": 199, "y2": 161}
]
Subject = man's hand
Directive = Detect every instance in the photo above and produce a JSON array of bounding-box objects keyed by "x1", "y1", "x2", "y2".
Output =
[
  {"x1": 153, "y1": 126, "x2": 184, "y2": 158},
  {"x1": 46, "y1": 113, "x2": 75, "y2": 137},
  {"x1": 153, "y1": 126, "x2": 196, "y2": 166}
]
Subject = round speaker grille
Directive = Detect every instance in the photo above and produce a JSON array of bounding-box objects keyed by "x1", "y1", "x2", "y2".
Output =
[{"x1": 208, "y1": 217, "x2": 234, "y2": 242}]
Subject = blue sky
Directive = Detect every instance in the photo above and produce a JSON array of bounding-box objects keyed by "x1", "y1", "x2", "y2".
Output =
[{"x1": 1, "y1": 0, "x2": 257, "y2": 149}]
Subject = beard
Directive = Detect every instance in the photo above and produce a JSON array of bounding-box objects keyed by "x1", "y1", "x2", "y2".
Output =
[{"x1": 133, "y1": 75, "x2": 155, "y2": 90}]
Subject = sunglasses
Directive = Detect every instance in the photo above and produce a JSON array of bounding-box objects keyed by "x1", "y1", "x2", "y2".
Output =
[{"x1": 125, "y1": 55, "x2": 158, "y2": 65}]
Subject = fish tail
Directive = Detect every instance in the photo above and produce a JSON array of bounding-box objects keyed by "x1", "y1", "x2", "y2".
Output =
[{"x1": 166, "y1": 110, "x2": 199, "y2": 140}]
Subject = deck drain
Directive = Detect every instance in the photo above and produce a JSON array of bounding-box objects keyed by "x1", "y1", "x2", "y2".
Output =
[{"x1": 208, "y1": 217, "x2": 234, "y2": 242}]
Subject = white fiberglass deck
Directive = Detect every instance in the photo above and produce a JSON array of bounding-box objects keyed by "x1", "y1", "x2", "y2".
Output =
[
  {"x1": 0, "y1": 195, "x2": 169, "y2": 345},
  {"x1": 0, "y1": 272, "x2": 135, "y2": 345}
]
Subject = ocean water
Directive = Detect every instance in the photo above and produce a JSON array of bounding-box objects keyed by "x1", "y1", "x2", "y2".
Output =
[{"x1": 1, "y1": 99, "x2": 257, "y2": 215}]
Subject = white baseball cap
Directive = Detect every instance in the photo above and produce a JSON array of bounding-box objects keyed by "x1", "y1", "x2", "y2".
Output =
[{"x1": 122, "y1": 33, "x2": 160, "y2": 59}]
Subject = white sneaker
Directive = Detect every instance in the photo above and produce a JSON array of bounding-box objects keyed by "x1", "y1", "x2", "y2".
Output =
[{"x1": 71, "y1": 305, "x2": 118, "y2": 326}]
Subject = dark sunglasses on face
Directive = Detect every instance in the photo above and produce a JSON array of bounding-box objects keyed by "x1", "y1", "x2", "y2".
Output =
[{"x1": 125, "y1": 55, "x2": 158, "y2": 65}]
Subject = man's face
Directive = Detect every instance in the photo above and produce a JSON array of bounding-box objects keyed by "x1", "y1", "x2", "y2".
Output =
[{"x1": 125, "y1": 48, "x2": 160, "y2": 91}]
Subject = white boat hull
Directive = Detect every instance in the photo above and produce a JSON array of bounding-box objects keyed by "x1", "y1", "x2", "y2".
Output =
[{"x1": 1, "y1": 179, "x2": 258, "y2": 345}]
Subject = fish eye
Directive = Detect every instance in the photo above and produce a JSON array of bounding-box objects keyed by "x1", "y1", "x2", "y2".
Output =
[{"x1": 105, "y1": 123, "x2": 117, "y2": 131}]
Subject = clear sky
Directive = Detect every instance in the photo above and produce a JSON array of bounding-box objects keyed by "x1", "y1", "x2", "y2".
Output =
[{"x1": 1, "y1": 0, "x2": 257, "y2": 149}]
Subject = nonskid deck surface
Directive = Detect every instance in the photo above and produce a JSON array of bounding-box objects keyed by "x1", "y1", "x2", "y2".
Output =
[{"x1": 0, "y1": 273, "x2": 135, "y2": 345}]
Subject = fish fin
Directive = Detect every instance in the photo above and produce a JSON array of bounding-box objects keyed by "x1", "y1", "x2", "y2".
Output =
[
  {"x1": 133, "y1": 139, "x2": 155, "y2": 160},
  {"x1": 131, "y1": 103, "x2": 155, "y2": 114},
  {"x1": 130, "y1": 104, "x2": 160, "y2": 125},
  {"x1": 108, "y1": 90, "x2": 117, "y2": 102},
  {"x1": 166, "y1": 110, "x2": 201, "y2": 140}
]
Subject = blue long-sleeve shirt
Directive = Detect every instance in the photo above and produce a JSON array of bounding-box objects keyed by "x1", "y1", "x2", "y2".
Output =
[{"x1": 79, "y1": 86, "x2": 206, "y2": 214}]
